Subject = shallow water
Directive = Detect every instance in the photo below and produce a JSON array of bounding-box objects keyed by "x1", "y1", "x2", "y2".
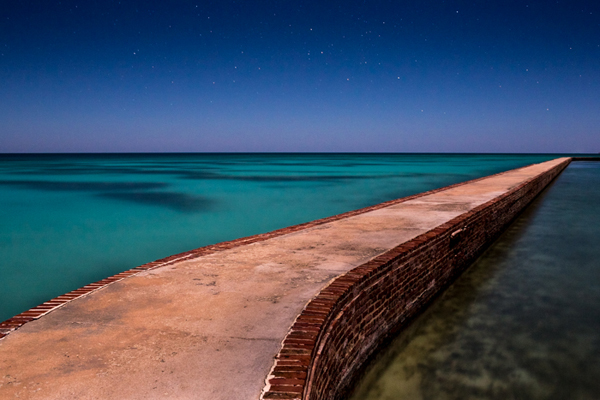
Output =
[
  {"x1": 349, "y1": 161, "x2": 600, "y2": 400},
  {"x1": 0, "y1": 153, "x2": 564, "y2": 322}
]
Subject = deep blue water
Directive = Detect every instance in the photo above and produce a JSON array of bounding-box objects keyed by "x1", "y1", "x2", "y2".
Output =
[
  {"x1": 0, "y1": 153, "x2": 571, "y2": 323},
  {"x1": 350, "y1": 161, "x2": 600, "y2": 400}
]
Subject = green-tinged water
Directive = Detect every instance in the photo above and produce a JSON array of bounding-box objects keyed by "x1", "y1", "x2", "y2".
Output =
[
  {"x1": 349, "y1": 161, "x2": 600, "y2": 400},
  {"x1": 0, "y1": 153, "x2": 569, "y2": 323}
]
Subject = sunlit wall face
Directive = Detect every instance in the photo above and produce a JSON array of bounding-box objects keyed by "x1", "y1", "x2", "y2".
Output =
[{"x1": 1, "y1": 1, "x2": 599, "y2": 153}]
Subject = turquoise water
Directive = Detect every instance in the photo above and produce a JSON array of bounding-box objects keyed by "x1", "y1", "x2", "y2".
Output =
[
  {"x1": 349, "y1": 161, "x2": 600, "y2": 400},
  {"x1": 0, "y1": 153, "x2": 563, "y2": 322}
]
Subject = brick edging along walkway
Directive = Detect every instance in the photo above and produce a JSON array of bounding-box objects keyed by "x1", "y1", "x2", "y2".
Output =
[
  {"x1": 0, "y1": 160, "x2": 565, "y2": 340},
  {"x1": 261, "y1": 158, "x2": 571, "y2": 400}
]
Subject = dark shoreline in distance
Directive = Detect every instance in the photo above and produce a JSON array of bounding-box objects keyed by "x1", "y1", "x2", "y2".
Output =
[{"x1": 572, "y1": 157, "x2": 600, "y2": 161}]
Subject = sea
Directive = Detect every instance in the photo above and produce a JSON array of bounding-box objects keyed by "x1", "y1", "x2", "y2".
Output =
[
  {"x1": 0, "y1": 153, "x2": 576, "y2": 323},
  {"x1": 349, "y1": 160, "x2": 600, "y2": 399}
]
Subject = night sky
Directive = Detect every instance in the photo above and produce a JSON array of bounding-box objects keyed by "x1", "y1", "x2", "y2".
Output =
[{"x1": 1, "y1": 1, "x2": 599, "y2": 153}]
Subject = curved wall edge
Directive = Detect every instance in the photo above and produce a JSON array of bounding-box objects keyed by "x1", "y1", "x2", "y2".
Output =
[{"x1": 261, "y1": 158, "x2": 571, "y2": 400}]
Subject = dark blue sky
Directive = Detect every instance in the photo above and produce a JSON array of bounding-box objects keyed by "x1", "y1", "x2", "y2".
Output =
[{"x1": 1, "y1": 1, "x2": 599, "y2": 152}]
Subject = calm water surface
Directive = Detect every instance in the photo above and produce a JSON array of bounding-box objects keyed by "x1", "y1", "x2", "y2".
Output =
[
  {"x1": 0, "y1": 153, "x2": 561, "y2": 322},
  {"x1": 350, "y1": 161, "x2": 600, "y2": 400}
]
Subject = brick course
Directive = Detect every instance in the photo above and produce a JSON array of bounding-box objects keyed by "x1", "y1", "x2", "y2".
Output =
[{"x1": 261, "y1": 158, "x2": 570, "y2": 400}]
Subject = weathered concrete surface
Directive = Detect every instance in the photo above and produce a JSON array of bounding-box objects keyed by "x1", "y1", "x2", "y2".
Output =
[{"x1": 0, "y1": 158, "x2": 568, "y2": 400}]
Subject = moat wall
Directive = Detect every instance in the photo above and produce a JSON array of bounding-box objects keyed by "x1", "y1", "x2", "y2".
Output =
[
  {"x1": 262, "y1": 158, "x2": 570, "y2": 400},
  {"x1": 0, "y1": 158, "x2": 572, "y2": 400}
]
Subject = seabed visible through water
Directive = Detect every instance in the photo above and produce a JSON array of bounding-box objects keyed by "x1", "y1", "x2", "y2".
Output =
[
  {"x1": 0, "y1": 153, "x2": 559, "y2": 323},
  {"x1": 350, "y1": 161, "x2": 600, "y2": 400}
]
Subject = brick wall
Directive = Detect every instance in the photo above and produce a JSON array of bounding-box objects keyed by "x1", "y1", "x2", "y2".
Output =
[{"x1": 261, "y1": 158, "x2": 571, "y2": 400}]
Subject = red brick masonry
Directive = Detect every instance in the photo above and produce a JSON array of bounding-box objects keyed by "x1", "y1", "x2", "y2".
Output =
[
  {"x1": 261, "y1": 158, "x2": 571, "y2": 400},
  {"x1": 0, "y1": 158, "x2": 573, "y2": 400}
]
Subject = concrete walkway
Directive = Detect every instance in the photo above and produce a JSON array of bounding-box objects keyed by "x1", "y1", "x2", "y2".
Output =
[{"x1": 0, "y1": 158, "x2": 568, "y2": 400}]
